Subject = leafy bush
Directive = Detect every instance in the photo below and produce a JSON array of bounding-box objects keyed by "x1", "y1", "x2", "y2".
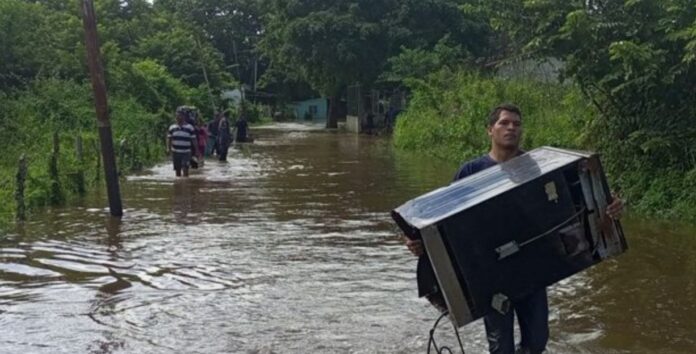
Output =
[{"x1": 394, "y1": 70, "x2": 589, "y2": 163}]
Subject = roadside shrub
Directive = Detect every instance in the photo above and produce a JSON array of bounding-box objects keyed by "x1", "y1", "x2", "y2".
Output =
[{"x1": 394, "y1": 70, "x2": 589, "y2": 163}]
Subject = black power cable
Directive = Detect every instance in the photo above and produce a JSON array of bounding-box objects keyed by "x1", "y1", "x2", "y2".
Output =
[{"x1": 427, "y1": 311, "x2": 466, "y2": 354}]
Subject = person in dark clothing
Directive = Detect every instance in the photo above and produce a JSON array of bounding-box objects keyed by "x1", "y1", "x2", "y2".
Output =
[
  {"x1": 207, "y1": 113, "x2": 221, "y2": 156},
  {"x1": 363, "y1": 112, "x2": 375, "y2": 134},
  {"x1": 233, "y1": 115, "x2": 250, "y2": 143},
  {"x1": 184, "y1": 108, "x2": 197, "y2": 127},
  {"x1": 385, "y1": 106, "x2": 397, "y2": 131},
  {"x1": 217, "y1": 112, "x2": 232, "y2": 161},
  {"x1": 404, "y1": 103, "x2": 625, "y2": 354}
]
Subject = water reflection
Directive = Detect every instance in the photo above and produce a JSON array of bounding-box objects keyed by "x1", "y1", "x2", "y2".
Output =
[
  {"x1": 171, "y1": 180, "x2": 195, "y2": 224},
  {"x1": 0, "y1": 124, "x2": 694, "y2": 353}
]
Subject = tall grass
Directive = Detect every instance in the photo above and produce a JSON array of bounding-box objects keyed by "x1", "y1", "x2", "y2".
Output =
[
  {"x1": 394, "y1": 70, "x2": 593, "y2": 163},
  {"x1": 0, "y1": 79, "x2": 170, "y2": 227}
]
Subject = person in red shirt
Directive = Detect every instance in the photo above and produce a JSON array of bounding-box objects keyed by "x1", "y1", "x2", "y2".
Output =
[{"x1": 195, "y1": 118, "x2": 208, "y2": 166}]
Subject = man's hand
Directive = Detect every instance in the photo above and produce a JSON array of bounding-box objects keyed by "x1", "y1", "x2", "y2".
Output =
[
  {"x1": 606, "y1": 192, "x2": 625, "y2": 220},
  {"x1": 403, "y1": 235, "x2": 424, "y2": 257}
]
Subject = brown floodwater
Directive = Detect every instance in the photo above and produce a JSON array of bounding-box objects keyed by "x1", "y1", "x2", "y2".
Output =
[{"x1": 0, "y1": 123, "x2": 694, "y2": 353}]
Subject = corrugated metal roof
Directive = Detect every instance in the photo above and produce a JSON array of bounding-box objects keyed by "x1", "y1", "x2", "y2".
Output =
[{"x1": 394, "y1": 147, "x2": 591, "y2": 229}]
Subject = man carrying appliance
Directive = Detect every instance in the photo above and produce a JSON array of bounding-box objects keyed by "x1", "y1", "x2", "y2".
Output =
[{"x1": 404, "y1": 103, "x2": 625, "y2": 353}]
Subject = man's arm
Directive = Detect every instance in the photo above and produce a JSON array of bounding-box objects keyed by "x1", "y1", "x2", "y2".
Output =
[{"x1": 166, "y1": 130, "x2": 172, "y2": 154}]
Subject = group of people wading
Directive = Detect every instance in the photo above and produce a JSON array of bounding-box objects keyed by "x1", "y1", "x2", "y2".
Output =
[{"x1": 166, "y1": 106, "x2": 251, "y2": 177}]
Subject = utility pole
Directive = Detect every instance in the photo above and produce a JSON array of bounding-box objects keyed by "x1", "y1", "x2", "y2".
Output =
[
  {"x1": 194, "y1": 36, "x2": 218, "y2": 114},
  {"x1": 81, "y1": 0, "x2": 123, "y2": 217}
]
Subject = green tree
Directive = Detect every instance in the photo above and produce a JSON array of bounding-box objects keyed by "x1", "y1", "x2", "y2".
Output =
[
  {"x1": 259, "y1": 0, "x2": 492, "y2": 126},
  {"x1": 134, "y1": 27, "x2": 230, "y2": 89},
  {"x1": 260, "y1": 0, "x2": 392, "y2": 127},
  {"x1": 381, "y1": 35, "x2": 467, "y2": 83},
  {"x1": 481, "y1": 0, "x2": 696, "y2": 218},
  {"x1": 0, "y1": 0, "x2": 84, "y2": 90},
  {"x1": 383, "y1": 0, "x2": 490, "y2": 56},
  {"x1": 126, "y1": 59, "x2": 193, "y2": 114},
  {"x1": 155, "y1": 0, "x2": 265, "y2": 88}
]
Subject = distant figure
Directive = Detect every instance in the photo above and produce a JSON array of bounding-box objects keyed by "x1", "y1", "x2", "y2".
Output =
[
  {"x1": 186, "y1": 109, "x2": 197, "y2": 126},
  {"x1": 217, "y1": 111, "x2": 232, "y2": 161},
  {"x1": 195, "y1": 118, "x2": 208, "y2": 167},
  {"x1": 167, "y1": 109, "x2": 198, "y2": 177},
  {"x1": 385, "y1": 106, "x2": 398, "y2": 131},
  {"x1": 233, "y1": 114, "x2": 251, "y2": 143},
  {"x1": 177, "y1": 105, "x2": 198, "y2": 126},
  {"x1": 207, "y1": 113, "x2": 221, "y2": 156},
  {"x1": 364, "y1": 112, "x2": 375, "y2": 134}
]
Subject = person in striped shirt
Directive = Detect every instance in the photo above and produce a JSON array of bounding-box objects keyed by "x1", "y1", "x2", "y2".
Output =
[{"x1": 167, "y1": 110, "x2": 198, "y2": 177}]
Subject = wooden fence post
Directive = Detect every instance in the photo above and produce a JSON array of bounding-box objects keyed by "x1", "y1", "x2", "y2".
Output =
[
  {"x1": 15, "y1": 154, "x2": 27, "y2": 221},
  {"x1": 75, "y1": 134, "x2": 86, "y2": 195},
  {"x1": 49, "y1": 132, "x2": 63, "y2": 205}
]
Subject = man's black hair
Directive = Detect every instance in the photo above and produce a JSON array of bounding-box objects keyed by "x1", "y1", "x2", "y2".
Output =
[{"x1": 487, "y1": 103, "x2": 522, "y2": 127}]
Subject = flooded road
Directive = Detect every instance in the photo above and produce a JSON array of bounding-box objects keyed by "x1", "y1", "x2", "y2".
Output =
[{"x1": 1, "y1": 123, "x2": 695, "y2": 353}]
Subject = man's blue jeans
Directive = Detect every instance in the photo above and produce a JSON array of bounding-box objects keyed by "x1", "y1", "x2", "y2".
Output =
[{"x1": 484, "y1": 288, "x2": 549, "y2": 354}]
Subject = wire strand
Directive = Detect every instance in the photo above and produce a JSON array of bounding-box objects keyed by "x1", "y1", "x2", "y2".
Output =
[
  {"x1": 519, "y1": 206, "x2": 587, "y2": 247},
  {"x1": 427, "y1": 311, "x2": 466, "y2": 354}
]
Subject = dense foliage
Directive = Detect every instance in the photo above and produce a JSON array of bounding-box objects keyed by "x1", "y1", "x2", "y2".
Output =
[
  {"x1": 394, "y1": 0, "x2": 696, "y2": 222},
  {"x1": 0, "y1": 0, "x2": 233, "y2": 226},
  {"x1": 1, "y1": 0, "x2": 694, "y2": 226}
]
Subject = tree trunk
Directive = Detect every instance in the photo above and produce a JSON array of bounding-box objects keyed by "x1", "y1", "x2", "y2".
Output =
[
  {"x1": 49, "y1": 131, "x2": 63, "y2": 205},
  {"x1": 15, "y1": 154, "x2": 27, "y2": 221}
]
